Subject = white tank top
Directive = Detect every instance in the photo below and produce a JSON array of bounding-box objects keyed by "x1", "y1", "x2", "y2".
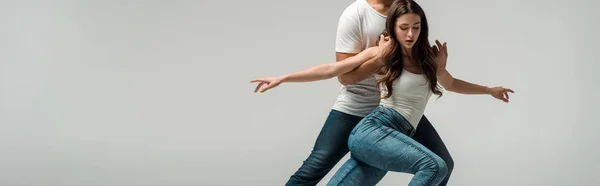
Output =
[{"x1": 375, "y1": 69, "x2": 433, "y2": 128}]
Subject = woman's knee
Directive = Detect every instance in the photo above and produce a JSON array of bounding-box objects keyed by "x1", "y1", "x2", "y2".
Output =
[
  {"x1": 420, "y1": 154, "x2": 448, "y2": 180},
  {"x1": 431, "y1": 155, "x2": 449, "y2": 179},
  {"x1": 433, "y1": 151, "x2": 454, "y2": 175}
]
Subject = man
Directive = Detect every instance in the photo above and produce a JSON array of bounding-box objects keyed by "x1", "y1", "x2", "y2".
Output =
[{"x1": 285, "y1": 0, "x2": 454, "y2": 185}]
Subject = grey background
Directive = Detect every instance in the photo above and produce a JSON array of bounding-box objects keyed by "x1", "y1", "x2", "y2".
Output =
[{"x1": 1, "y1": 0, "x2": 599, "y2": 185}]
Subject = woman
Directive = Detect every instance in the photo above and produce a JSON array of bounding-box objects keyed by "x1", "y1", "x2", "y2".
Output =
[{"x1": 251, "y1": 0, "x2": 513, "y2": 185}]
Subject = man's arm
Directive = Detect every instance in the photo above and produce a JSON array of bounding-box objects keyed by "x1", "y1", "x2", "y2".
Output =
[
  {"x1": 337, "y1": 33, "x2": 388, "y2": 85},
  {"x1": 336, "y1": 52, "x2": 358, "y2": 84},
  {"x1": 334, "y1": 3, "x2": 367, "y2": 85},
  {"x1": 337, "y1": 54, "x2": 385, "y2": 85}
]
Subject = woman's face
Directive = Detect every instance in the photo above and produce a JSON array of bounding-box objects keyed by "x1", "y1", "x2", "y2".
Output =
[{"x1": 394, "y1": 13, "x2": 421, "y2": 49}]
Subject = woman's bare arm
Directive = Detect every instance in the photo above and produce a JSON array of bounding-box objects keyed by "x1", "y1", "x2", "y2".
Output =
[
  {"x1": 437, "y1": 69, "x2": 514, "y2": 102},
  {"x1": 250, "y1": 47, "x2": 381, "y2": 93},
  {"x1": 278, "y1": 46, "x2": 380, "y2": 83}
]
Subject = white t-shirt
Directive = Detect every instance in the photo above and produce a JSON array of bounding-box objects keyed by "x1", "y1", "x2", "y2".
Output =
[{"x1": 332, "y1": 0, "x2": 387, "y2": 117}]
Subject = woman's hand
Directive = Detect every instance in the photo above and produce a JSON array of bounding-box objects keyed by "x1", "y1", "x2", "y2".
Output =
[
  {"x1": 487, "y1": 86, "x2": 515, "y2": 102},
  {"x1": 250, "y1": 76, "x2": 285, "y2": 93},
  {"x1": 432, "y1": 40, "x2": 447, "y2": 70}
]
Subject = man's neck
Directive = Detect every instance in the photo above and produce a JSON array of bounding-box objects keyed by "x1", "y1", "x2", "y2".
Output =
[
  {"x1": 369, "y1": 0, "x2": 394, "y2": 7},
  {"x1": 367, "y1": 0, "x2": 394, "y2": 15},
  {"x1": 380, "y1": 0, "x2": 395, "y2": 7}
]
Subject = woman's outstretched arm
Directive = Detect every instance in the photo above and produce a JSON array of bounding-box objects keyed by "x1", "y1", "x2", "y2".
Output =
[
  {"x1": 272, "y1": 47, "x2": 378, "y2": 82},
  {"x1": 437, "y1": 68, "x2": 514, "y2": 102},
  {"x1": 250, "y1": 37, "x2": 388, "y2": 93},
  {"x1": 434, "y1": 40, "x2": 514, "y2": 102}
]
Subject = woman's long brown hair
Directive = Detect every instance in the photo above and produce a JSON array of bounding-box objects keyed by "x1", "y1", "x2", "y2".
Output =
[{"x1": 377, "y1": 0, "x2": 443, "y2": 99}]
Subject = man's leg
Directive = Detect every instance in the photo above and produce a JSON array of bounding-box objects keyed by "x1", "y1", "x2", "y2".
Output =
[
  {"x1": 285, "y1": 110, "x2": 364, "y2": 186},
  {"x1": 413, "y1": 115, "x2": 455, "y2": 186}
]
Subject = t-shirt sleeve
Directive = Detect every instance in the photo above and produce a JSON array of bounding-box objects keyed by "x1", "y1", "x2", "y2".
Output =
[{"x1": 335, "y1": 4, "x2": 363, "y2": 54}]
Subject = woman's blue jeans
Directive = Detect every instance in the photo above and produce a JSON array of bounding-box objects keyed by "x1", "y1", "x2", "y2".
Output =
[{"x1": 326, "y1": 106, "x2": 448, "y2": 186}]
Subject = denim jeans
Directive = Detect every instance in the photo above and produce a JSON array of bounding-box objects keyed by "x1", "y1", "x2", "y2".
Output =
[
  {"x1": 326, "y1": 106, "x2": 448, "y2": 186},
  {"x1": 285, "y1": 108, "x2": 454, "y2": 186}
]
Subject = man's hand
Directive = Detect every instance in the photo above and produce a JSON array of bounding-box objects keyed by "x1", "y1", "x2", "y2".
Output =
[{"x1": 376, "y1": 34, "x2": 392, "y2": 58}]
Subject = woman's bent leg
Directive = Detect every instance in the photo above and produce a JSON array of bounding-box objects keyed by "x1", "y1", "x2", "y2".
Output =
[{"x1": 349, "y1": 121, "x2": 448, "y2": 186}]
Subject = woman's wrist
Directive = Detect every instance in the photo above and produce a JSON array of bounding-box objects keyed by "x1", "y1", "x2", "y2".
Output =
[
  {"x1": 483, "y1": 86, "x2": 492, "y2": 94},
  {"x1": 280, "y1": 74, "x2": 290, "y2": 82}
]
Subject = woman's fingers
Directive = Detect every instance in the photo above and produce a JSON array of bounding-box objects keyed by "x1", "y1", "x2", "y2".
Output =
[
  {"x1": 254, "y1": 82, "x2": 266, "y2": 93},
  {"x1": 250, "y1": 78, "x2": 266, "y2": 83},
  {"x1": 260, "y1": 83, "x2": 275, "y2": 93}
]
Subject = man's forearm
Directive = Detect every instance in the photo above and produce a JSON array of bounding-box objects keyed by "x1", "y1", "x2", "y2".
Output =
[{"x1": 337, "y1": 57, "x2": 382, "y2": 85}]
